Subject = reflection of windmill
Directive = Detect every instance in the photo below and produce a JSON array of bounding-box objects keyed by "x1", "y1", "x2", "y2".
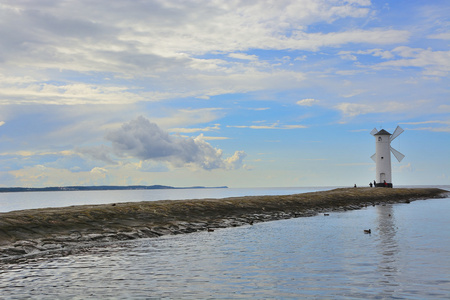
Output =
[
  {"x1": 370, "y1": 126, "x2": 405, "y2": 187},
  {"x1": 375, "y1": 205, "x2": 399, "y2": 281}
]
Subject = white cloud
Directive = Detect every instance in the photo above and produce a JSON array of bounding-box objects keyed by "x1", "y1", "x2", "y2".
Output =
[
  {"x1": 196, "y1": 135, "x2": 230, "y2": 141},
  {"x1": 106, "y1": 116, "x2": 246, "y2": 170},
  {"x1": 168, "y1": 124, "x2": 220, "y2": 133},
  {"x1": 400, "y1": 120, "x2": 450, "y2": 126},
  {"x1": 339, "y1": 52, "x2": 358, "y2": 61},
  {"x1": 437, "y1": 105, "x2": 450, "y2": 113},
  {"x1": 186, "y1": 70, "x2": 307, "y2": 98},
  {"x1": 229, "y1": 53, "x2": 259, "y2": 61},
  {"x1": 334, "y1": 102, "x2": 375, "y2": 118},
  {"x1": 8, "y1": 165, "x2": 115, "y2": 187},
  {"x1": 228, "y1": 122, "x2": 307, "y2": 129},
  {"x1": 248, "y1": 107, "x2": 270, "y2": 111},
  {"x1": 0, "y1": 0, "x2": 414, "y2": 107},
  {"x1": 407, "y1": 127, "x2": 450, "y2": 132},
  {"x1": 341, "y1": 89, "x2": 367, "y2": 98},
  {"x1": 337, "y1": 46, "x2": 450, "y2": 77},
  {"x1": 90, "y1": 167, "x2": 108, "y2": 175},
  {"x1": 224, "y1": 150, "x2": 247, "y2": 170},
  {"x1": 375, "y1": 47, "x2": 450, "y2": 76},
  {"x1": 400, "y1": 120, "x2": 450, "y2": 132},
  {"x1": 338, "y1": 48, "x2": 394, "y2": 60},
  {"x1": 427, "y1": 32, "x2": 450, "y2": 40},
  {"x1": 77, "y1": 145, "x2": 117, "y2": 165},
  {"x1": 334, "y1": 100, "x2": 440, "y2": 120},
  {"x1": 286, "y1": 29, "x2": 409, "y2": 51},
  {"x1": 0, "y1": 1, "x2": 399, "y2": 75},
  {"x1": 284, "y1": 125, "x2": 308, "y2": 129},
  {"x1": 155, "y1": 108, "x2": 225, "y2": 129},
  {"x1": 296, "y1": 98, "x2": 318, "y2": 106},
  {"x1": 0, "y1": 81, "x2": 145, "y2": 105},
  {"x1": 0, "y1": 69, "x2": 307, "y2": 106}
]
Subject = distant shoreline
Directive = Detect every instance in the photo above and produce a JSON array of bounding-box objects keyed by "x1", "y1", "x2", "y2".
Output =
[
  {"x1": 0, "y1": 187, "x2": 447, "y2": 262},
  {"x1": 0, "y1": 185, "x2": 228, "y2": 193}
]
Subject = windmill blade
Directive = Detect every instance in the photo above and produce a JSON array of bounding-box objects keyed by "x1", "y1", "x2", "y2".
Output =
[
  {"x1": 370, "y1": 153, "x2": 376, "y2": 162},
  {"x1": 390, "y1": 147, "x2": 405, "y2": 162},
  {"x1": 370, "y1": 128, "x2": 378, "y2": 136},
  {"x1": 390, "y1": 125, "x2": 404, "y2": 141}
]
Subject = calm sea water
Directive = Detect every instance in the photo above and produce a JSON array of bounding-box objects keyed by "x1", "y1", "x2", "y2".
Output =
[{"x1": 0, "y1": 186, "x2": 449, "y2": 299}]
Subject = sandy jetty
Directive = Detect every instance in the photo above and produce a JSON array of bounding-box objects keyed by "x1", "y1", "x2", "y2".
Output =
[{"x1": 0, "y1": 187, "x2": 447, "y2": 260}]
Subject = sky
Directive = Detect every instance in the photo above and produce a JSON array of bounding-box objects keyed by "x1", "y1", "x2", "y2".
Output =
[{"x1": 0, "y1": 0, "x2": 449, "y2": 188}]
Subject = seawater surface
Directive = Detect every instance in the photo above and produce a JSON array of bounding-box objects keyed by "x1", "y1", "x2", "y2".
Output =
[{"x1": 0, "y1": 188, "x2": 449, "y2": 299}]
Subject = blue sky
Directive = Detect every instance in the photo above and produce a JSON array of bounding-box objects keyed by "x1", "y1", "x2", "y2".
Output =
[{"x1": 0, "y1": 0, "x2": 448, "y2": 188}]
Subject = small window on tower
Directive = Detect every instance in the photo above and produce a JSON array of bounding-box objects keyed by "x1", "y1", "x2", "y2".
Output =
[
  {"x1": 381, "y1": 157, "x2": 384, "y2": 159},
  {"x1": 378, "y1": 137, "x2": 382, "y2": 141}
]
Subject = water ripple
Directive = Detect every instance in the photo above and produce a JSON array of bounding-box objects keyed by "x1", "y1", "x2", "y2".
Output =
[{"x1": 1, "y1": 198, "x2": 449, "y2": 299}]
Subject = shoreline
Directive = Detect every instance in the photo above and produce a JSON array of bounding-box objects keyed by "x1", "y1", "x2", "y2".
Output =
[
  {"x1": 0, "y1": 185, "x2": 228, "y2": 193},
  {"x1": 1, "y1": 187, "x2": 447, "y2": 261}
]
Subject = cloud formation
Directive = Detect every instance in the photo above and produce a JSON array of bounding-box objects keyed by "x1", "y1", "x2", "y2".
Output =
[
  {"x1": 227, "y1": 122, "x2": 307, "y2": 129},
  {"x1": 106, "y1": 116, "x2": 246, "y2": 170},
  {"x1": 0, "y1": 0, "x2": 412, "y2": 106},
  {"x1": 297, "y1": 98, "x2": 319, "y2": 106},
  {"x1": 0, "y1": 1, "x2": 448, "y2": 188}
]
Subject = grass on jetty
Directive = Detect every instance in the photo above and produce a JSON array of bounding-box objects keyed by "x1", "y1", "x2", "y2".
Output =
[{"x1": 0, "y1": 187, "x2": 447, "y2": 259}]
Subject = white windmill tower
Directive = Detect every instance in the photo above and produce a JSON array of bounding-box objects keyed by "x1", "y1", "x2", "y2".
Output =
[{"x1": 370, "y1": 126, "x2": 405, "y2": 187}]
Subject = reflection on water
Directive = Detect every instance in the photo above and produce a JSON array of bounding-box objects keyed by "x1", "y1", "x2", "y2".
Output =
[
  {"x1": 376, "y1": 205, "x2": 399, "y2": 291},
  {"x1": 1, "y1": 198, "x2": 449, "y2": 299}
]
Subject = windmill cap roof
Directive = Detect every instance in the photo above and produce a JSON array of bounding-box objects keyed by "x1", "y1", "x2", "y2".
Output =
[{"x1": 374, "y1": 129, "x2": 391, "y2": 135}]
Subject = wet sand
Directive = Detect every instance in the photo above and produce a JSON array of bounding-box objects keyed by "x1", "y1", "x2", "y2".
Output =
[{"x1": 0, "y1": 187, "x2": 447, "y2": 260}]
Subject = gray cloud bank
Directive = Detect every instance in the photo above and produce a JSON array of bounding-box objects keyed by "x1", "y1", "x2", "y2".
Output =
[{"x1": 106, "y1": 116, "x2": 246, "y2": 170}]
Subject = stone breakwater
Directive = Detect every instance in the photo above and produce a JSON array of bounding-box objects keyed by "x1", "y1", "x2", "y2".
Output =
[{"x1": 0, "y1": 187, "x2": 447, "y2": 261}]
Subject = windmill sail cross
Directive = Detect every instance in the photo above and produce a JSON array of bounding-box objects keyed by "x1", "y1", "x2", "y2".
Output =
[
  {"x1": 390, "y1": 125, "x2": 404, "y2": 141},
  {"x1": 390, "y1": 146, "x2": 405, "y2": 162},
  {"x1": 370, "y1": 153, "x2": 376, "y2": 162}
]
